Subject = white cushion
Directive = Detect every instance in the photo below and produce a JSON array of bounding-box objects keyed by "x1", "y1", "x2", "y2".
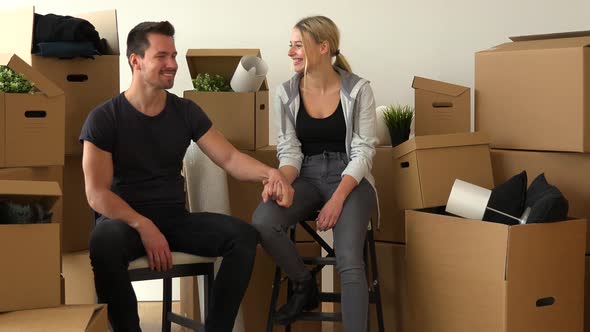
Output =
[{"x1": 128, "y1": 252, "x2": 217, "y2": 270}]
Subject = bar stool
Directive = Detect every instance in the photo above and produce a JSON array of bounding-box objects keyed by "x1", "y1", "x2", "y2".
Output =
[
  {"x1": 128, "y1": 252, "x2": 217, "y2": 332},
  {"x1": 266, "y1": 217, "x2": 385, "y2": 332}
]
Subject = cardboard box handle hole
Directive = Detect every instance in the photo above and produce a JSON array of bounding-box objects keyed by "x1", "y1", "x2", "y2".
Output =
[
  {"x1": 536, "y1": 297, "x2": 555, "y2": 307},
  {"x1": 25, "y1": 110, "x2": 47, "y2": 118},
  {"x1": 400, "y1": 161, "x2": 410, "y2": 168},
  {"x1": 67, "y1": 74, "x2": 89, "y2": 82},
  {"x1": 259, "y1": 104, "x2": 266, "y2": 110},
  {"x1": 432, "y1": 102, "x2": 453, "y2": 108}
]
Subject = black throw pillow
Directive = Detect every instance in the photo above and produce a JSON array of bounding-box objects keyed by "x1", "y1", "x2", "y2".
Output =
[
  {"x1": 525, "y1": 173, "x2": 568, "y2": 223},
  {"x1": 483, "y1": 171, "x2": 527, "y2": 225}
]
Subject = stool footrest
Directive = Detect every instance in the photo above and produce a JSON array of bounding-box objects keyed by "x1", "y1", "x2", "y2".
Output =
[
  {"x1": 302, "y1": 256, "x2": 336, "y2": 265},
  {"x1": 296, "y1": 312, "x2": 342, "y2": 322},
  {"x1": 318, "y1": 292, "x2": 341, "y2": 302},
  {"x1": 168, "y1": 312, "x2": 205, "y2": 332}
]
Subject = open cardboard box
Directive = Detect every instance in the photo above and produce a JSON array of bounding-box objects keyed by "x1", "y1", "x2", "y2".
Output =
[
  {"x1": 0, "y1": 6, "x2": 120, "y2": 155},
  {"x1": 406, "y1": 208, "x2": 586, "y2": 332},
  {"x1": 476, "y1": 30, "x2": 590, "y2": 152},
  {"x1": 392, "y1": 132, "x2": 494, "y2": 211},
  {"x1": 0, "y1": 53, "x2": 64, "y2": 167},
  {"x1": 0, "y1": 180, "x2": 62, "y2": 312},
  {"x1": 183, "y1": 49, "x2": 269, "y2": 150},
  {"x1": 0, "y1": 304, "x2": 107, "y2": 331},
  {"x1": 412, "y1": 76, "x2": 470, "y2": 136}
]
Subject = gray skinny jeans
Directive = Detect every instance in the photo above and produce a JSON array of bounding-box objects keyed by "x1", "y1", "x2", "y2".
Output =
[{"x1": 252, "y1": 151, "x2": 376, "y2": 332}]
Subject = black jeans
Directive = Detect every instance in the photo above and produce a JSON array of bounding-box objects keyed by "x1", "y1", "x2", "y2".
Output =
[{"x1": 89, "y1": 207, "x2": 258, "y2": 332}]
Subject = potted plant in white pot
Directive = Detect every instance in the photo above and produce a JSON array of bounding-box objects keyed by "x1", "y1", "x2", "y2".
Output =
[{"x1": 382, "y1": 104, "x2": 414, "y2": 147}]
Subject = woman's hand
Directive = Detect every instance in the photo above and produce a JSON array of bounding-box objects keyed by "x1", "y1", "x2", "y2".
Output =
[{"x1": 316, "y1": 195, "x2": 345, "y2": 231}]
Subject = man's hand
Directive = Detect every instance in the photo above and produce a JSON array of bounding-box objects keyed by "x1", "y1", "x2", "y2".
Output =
[
  {"x1": 262, "y1": 169, "x2": 294, "y2": 208},
  {"x1": 136, "y1": 219, "x2": 173, "y2": 272},
  {"x1": 316, "y1": 196, "x2": 345, "y2": 231}
]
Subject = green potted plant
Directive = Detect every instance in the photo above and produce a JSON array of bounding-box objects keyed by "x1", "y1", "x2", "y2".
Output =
[
  {"x1": 192, "y1": 73, "x2": 232, "y2": 92},
  {"x1": 0, "y1": 66, "x2": 35, "y2": 93},
  {"x1": 382, "y1": 104, "x2": 414, "y2": 147}
]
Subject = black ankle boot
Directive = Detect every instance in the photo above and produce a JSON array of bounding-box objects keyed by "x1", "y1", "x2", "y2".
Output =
[{"x1": 274, "y1": 277, "x2": 319, "y2": 325}]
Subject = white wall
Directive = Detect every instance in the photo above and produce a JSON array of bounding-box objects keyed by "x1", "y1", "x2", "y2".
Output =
[
  {"x1": 4, "y1": 0, "x2": 590, "y2": 301},
  {"x1": 3, "y1": 0, "x2": 590, "y2": 140}
]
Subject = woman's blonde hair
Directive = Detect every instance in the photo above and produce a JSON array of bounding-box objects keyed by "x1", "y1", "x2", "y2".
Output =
[{"x1": 295, "y1": 15, "x2": 352, "y2": 73}]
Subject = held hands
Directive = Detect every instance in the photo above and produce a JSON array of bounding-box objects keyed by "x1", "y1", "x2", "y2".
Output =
[
  {"x1": 136, "y1": 218, "x2": 173, "y2": 272},
  {"x1": 316, "y1": 196, "x2": 345, "y2": 231},
  {"x1": 261, "y1": 168, "x2": 294, "y2": 208}
]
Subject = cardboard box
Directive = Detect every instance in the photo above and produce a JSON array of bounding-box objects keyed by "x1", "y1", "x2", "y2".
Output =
[
  {"x1": 227, "y1": 146, "x2": 316, "y2": 241},
  {"x1": 334, "y1": 242, "x2": 407, "y2": 332},
  {"x1": 0, "y1": 165, "x2": 63, "y2": 222},
  {"x1": 585, "y1": 256, "x2": 590, "y2": 332},
  {"x1": 372, "y1": 147, "x2": 404, "y2": 242},
  {"x1": 63, "y1": 155, "x2": 94, "y2": 252},
  {"x1": 0, "y1": 304, "x2": 108, "y2": 331},
  {"x1": 0, "y1": 53, "x2": 65, "y2": 167},
  {"x1": 406, "y1": 209, "x2": 586, "y2": 332},
  {"x1": 475, "y1": 31, "x2": 590, "y2": 152},
  {"x1": 412, "y1": 76, "x2": 470, "y2": 136},
  {"x1": 491, "y1": 149, "x2": 590, "y2": 253},
  {"x1": 392, "y1": 132, "x2": 494, "y2": 210},
  {"x1": 62, "y1": 250, "x2": 96, "y2": 305},
  {"x1": 0, "y1": 180, "x2": 62, "y2": 312},
  {"x1": 183, "y1": 49, "x2": 269, "y2": 150},
  {"x1": 0, "y1": 7, "x2": 120, "y2": 156}
]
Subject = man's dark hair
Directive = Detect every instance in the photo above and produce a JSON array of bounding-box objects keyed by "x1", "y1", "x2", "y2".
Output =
[{"x1": 126, "y1": 21, "x2": 175, "y2": 60}]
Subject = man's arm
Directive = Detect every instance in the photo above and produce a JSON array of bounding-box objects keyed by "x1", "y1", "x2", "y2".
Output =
[
  {"x1": 82, "y1": 141, "x2": 172, "y2": 271},
  {"x1": 196, "y1": 128, "x2": 294, "y2": 207}
]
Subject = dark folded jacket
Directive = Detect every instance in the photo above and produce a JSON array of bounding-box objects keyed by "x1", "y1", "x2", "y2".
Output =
[{"x1": 33, "y1": 13, "x2": 106, "y2": 54}]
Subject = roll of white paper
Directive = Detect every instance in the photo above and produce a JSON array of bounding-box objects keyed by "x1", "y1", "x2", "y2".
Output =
[
  {"x1": 230, "y1": 55, "x2": 268, "y2": 92},
  {"x1": 445, "y1": 179, "x2": 492, "y2": 220}
]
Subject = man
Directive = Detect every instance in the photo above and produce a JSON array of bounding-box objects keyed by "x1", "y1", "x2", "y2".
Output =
[{"x1": 80, "y1": 21, "x2": 293, "y2": 332}]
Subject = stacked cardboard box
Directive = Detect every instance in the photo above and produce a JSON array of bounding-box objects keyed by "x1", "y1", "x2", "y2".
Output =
[
  {"x1": 0, "y1": 6, "x2": 121, "y2": 254},
  {"x1": 403, "y1": 30, "x2": 590, "y2": 332}
]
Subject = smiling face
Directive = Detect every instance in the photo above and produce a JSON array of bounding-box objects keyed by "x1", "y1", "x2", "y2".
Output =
[
  {"x1": 288, "y1": 28, "x2": 327, "y2": 74},
  {"x1": 130, "y1": 33, "x2": 178, "y2": 89}
]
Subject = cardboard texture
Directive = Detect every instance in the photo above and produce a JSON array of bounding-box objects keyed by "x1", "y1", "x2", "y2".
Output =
[
  {"x1": 475, "y1": 31, "x2": 590, "y2": 152},
  {"x1": 0, "y1": 180, "x2": 62, "y2": 312},
  {"x1": 184, "y1": 49, "x2": 269, "y2": 150},
  {"x1": 334, "y1": 242, "x2": 407, "y2": 332},
  {"x1": 412, "y1": 76, "x2": 470, "y2": 136},
  {"x1": 63, "y1": 155, "x2": 94, "y2": 252},
  {"x1": 0, "y1": 53, "x2": 65, "y2": 167},
  {"x1": 227, "y1": 146, "x2": 316, "y2": 241},
  {"x1": 0, "y1": 7, "x2": 120, "y2": 156},
  {"x1": 0, "y1": 165, "x2": 63, "y2": 222},
  {"x1": 372, "y1": 147, "x2": 405, "y2": 242},
  {"x1": 406, "y1": 209, "x2": 586, "y2": 332},
  {"x1": 392, "y1": 132, "x2": 494, "y2": 210},
  {"x1": 0, "y1": 304, "x2": 108, "y2": 332},
  {"x1": 491, "y1": 149, "x2": 590, "y2": 253},
  {"x1": 62, "y1": 250, "x2": 96, "y2": 305},
  {"x1": 241, "y1": 243, "x2": 322, "y2": 332}
]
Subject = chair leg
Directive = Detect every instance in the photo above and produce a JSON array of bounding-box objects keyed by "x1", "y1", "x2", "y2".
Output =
[
  {"x1": 267, "y1": 265, "x2": 283, "y2": 332},
  {"x1": 162, "y1": 277, "x2": 172, "y2": 332},
  {"x1": 367, "y1": 227, "x2": 385, "y2": 332},
  {"x1": 204, "y1": 265, "x2": 215, "y2": 321}
]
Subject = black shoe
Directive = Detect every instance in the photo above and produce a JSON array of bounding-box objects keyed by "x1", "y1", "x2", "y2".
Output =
[{"x1": 274, "y1": 277, "x2": 319, "y2": 325}]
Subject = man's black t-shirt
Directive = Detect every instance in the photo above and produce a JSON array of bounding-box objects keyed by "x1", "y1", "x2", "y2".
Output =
[{"x1": 79, "y1": 92, "x2": 212, "y2": 212}]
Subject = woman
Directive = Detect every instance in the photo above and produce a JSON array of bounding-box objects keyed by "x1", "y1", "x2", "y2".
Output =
[{"x1": 252, "y1": 15, "x2": 378, "y2": 331}]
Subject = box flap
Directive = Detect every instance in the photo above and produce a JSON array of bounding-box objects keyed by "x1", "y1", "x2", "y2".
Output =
[
  {"x1": 412, "y1": 76, "x2": 469, "y2": 97},
  {"x1": 480, "y1": 33, "x2": 590, "y2": 53},
  {"x1": 0, "y1": 179, "x2": 62, "y2": 211},
  {"x1": 0, "y1": 53, "x2": 64, "y2": 97},
  {"x1": 0, "y1": 6, "x2": 35, "y2": 64},
  {"x1": 76, "y1": 10, "x2": 119, "y2": 55},
  {"x1": 185, "y1": 49, "x2": 268, "y2": 90},
  {"x1": 0, "y1": 304, "x2": 106, "y2": 331},
  {"x1": 392, "y1": 132, "x2": 489, "y2": 159}
]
